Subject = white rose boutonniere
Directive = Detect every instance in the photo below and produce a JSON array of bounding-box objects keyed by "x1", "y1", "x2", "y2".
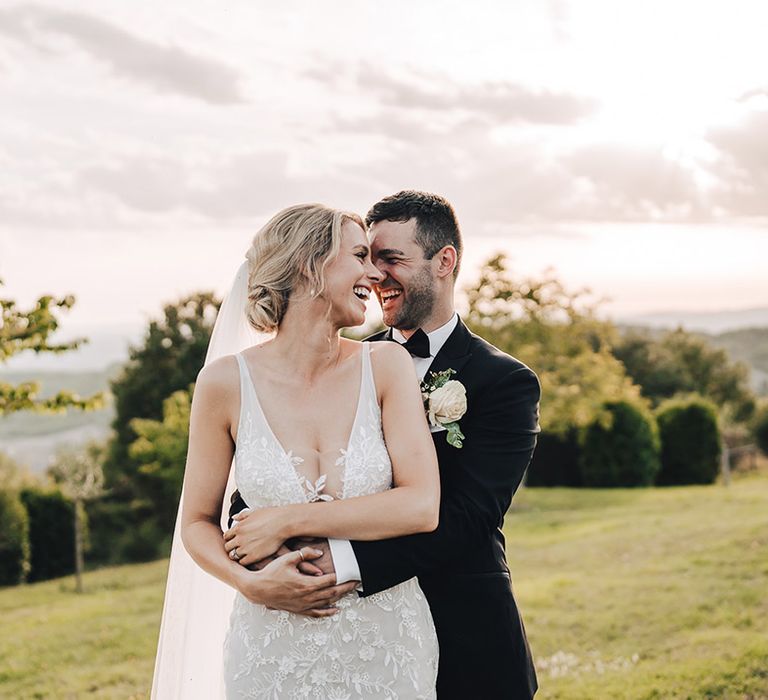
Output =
[{"x1": 420, "y1": 368, "x2": 467, "y2": 448}]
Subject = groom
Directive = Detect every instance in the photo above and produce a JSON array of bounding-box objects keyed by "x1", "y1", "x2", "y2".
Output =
[{"x1": 229, "y1": 191, "x2": 540, "y2": 699}]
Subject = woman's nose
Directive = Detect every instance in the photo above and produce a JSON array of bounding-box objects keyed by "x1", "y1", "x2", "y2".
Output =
[{"x1": 367, "y1": 260, "x2": 385, "y2": 283}]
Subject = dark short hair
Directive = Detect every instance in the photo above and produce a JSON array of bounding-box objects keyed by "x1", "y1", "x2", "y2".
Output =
[{"x1": 365, "y1": 190, "x2": 462, "y2": 278}]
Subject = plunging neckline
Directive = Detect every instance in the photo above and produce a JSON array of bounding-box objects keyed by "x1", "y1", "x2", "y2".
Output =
[{"x1": 237, "y1": 345, "x2": 367, "y2": 499}]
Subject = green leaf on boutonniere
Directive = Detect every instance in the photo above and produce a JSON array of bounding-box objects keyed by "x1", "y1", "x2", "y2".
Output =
[
  {"x1": 420, "y1": 368, "x2": 455, "y2": 393},
  {"x1": 444, "y1": 421, "x2": 465, "y2": 449}
]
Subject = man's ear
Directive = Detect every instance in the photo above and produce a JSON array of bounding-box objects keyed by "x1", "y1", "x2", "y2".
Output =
[{"x1": 434, "y1": 245, "x2": 458, "y2": 279}]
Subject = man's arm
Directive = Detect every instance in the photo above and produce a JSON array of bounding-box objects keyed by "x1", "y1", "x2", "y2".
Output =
[{"x1": 351, "y1": 364, "x2": 540, "y2": 596}]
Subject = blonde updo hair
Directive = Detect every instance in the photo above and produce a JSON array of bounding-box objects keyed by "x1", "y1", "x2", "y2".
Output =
[{"x1": 245, "y1": 203, "x2": 365, "y2": 332}]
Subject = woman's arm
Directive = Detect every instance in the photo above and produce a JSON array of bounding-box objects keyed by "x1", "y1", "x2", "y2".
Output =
[
  {"x1": 180, "y1": 356, "x2": 246, "y2": 590},
  {"x1": 180, "y1": 357, "x2": 351, "y2": 615},
  {"x1": 225, "y1": 342, "x2": 440, "y2": 566}
]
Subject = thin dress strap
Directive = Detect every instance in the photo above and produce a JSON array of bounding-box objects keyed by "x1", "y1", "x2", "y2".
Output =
[
  {"x1": 233, "y1": 353, "x2": 255, "y2": 428},
  {"x1": 361, "y1": 342, "x2": 380, "y2": 413}
]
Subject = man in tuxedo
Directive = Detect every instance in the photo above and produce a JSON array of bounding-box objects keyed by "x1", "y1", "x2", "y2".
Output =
[{"x1": 228, "y1": 190, "x2": 540, "y2": 699}]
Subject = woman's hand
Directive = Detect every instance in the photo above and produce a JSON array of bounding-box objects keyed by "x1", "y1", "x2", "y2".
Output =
[
  {"x1": 234, "y1": 548, "x2": 358, "y2": 617},
  {"x1": 223, "y1": 505, "x2": 296, "y2": 566}
]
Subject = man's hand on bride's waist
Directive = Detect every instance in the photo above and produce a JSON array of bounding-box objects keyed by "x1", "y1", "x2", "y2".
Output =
[{"x1": 233, "y1": 548, "x2": 358, "y2": 617}]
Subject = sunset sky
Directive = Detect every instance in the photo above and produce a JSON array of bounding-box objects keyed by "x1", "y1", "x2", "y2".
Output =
[{"x1": 1, "y1": 0, "x2": 766, "y2": 335}]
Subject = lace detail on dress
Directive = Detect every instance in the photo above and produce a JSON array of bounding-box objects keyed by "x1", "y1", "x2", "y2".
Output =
[
  {"x1": 225, "y1": 578, "x2": 434, "y2": 699},
  {"x1": 234, "y1": 411, "x2": 307, "y2": 508},
  {"x1": 226, "y1": 345, "x2": 438, "y2": 699},
  {"x1": 339, "y1": 396, "x2": 393, "y2": 500}
]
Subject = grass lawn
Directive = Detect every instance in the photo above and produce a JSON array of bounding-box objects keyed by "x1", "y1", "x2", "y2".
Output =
[{"x1": 1, "y1": 475, "x2": 767, "y2": 699}]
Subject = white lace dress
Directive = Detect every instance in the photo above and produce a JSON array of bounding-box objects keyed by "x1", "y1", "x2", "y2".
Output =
[{"x1": 223, "y1": 344, "x2": 439, "y2": 699}]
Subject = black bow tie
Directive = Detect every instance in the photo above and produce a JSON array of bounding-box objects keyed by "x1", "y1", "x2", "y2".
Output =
[{"x1": 392, "y1": 328, "x2": 431, "y2": 358}]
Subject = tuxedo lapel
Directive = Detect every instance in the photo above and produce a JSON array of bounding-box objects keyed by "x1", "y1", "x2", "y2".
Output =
[{"x1": 424, "y1": 317, "x2": 473, "y2": 379}]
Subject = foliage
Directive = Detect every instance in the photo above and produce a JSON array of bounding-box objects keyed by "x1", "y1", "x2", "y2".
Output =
[
  {"x1": 709, "y1": 326, "x2": 768, "y2": 394},
  {"x1": 613, "y1": 327, "x2": 755, "y2": 423},
  {"x1": 104, "y1": 292, "x2": 218, "y2": 491},
  {"x1": 752, "y1": 401, "x2": 768, "y2": 455},
  {"x1": 48, "y1": 442, "x2": 107, "y2": 503},
  {"x1": 96, "y1": 293, "x2": 218, "y2": 563},
  {"x1": 0, "y1": 279, "x2": 103, "y2": 415},
  {"x1": 47, "y1": 442, "x2": 107, "y2": 592},
  {"x1": 655, "y1": 395, "x2": 722, "y2": 486},
  {"x1": 19, "y1": 487, "x2": 75, "y2": 582},
  {"x1": 526, "y1": 430, "x2": 582, "y2": 487},
  {"x1": 129, "y1": 388, "x2": 192, "y2": 546},
  {"x1": 464, "y1": 254, "x2": 641, "y2": 436},
  {"x1": 580, "y1": 400, "x2": 660, "y2": 487},
  {"x1": 0, "y1": 488, "x2": 30, "y2": 586},
  {"x1": 0, "y1": 451, "x2": 38, "y2": 491}
]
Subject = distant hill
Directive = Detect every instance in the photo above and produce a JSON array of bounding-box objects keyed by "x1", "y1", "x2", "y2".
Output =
[
  {"x1": 0, "y1": 365, "x2": 121, "y2": 473},
  {"x1": 617, "y1": 307, "x2": 768, "y2": 335},
  {"x1": 707, "y1": 327, "x2": 768, "y2": 395},
  {"x1": 1, "y1": 326, "x2": 142, "y2": 372}
]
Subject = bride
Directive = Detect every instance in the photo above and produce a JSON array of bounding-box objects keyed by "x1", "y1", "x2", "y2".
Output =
[{"x1": 152, "y1": 204, "x2": 440, "y2": 698}]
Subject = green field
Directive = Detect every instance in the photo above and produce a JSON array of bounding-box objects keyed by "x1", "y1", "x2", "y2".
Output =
[{"x1": 2, "y1": 476, "x2": 767, "y2": 699}]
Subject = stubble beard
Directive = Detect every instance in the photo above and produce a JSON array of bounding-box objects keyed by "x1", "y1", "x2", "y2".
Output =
[{"x1": 386, "y1": 264, "x2": 436, "y2": 331}]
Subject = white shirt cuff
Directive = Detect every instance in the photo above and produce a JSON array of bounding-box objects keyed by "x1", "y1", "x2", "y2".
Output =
[{"x1": 328, "y1": 538, "x2": 362, "y2": 586}]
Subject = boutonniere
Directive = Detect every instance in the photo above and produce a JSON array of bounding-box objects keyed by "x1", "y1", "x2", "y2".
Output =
[{"x1": 420, "y1": 368, "x2": 467, "y2": 448}]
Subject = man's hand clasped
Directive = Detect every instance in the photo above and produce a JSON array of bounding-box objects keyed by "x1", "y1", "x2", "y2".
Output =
[{"x1": 223, "y1": 507, "x2": 354, "y2": 617}]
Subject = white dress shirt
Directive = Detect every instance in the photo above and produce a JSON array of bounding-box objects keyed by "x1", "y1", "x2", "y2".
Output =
[{"x1": 328, "y1": 312, "x2": 460, "y2": 585}]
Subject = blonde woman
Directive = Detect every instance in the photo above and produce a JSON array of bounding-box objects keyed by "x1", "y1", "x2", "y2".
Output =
[{"x1": 159, "y1": 204, "x2": 440, "y2": 698}]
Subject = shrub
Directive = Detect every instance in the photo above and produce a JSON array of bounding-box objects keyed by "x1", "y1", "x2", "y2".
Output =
[
  {"x1": 19, "y1": 488, "x2": 76, "y2": 582},
  {"x1": 580, "y1": 400, "x2": 660, "y2": 487},
  {"x1": 0, "y1": 490, "x2": 31, "y2": 586},
  {"x1": 527, "y1": 430, "x2": 583, "y2": 487},
  {"x1": 753, "y1": 403, "x2": 768, "y2": 456},
  {"x1": 655, "y1": 396, "x2": 722, "y2": 485}
]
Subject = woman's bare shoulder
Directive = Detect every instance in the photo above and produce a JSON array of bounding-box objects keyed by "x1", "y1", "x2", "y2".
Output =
[
  {"x1": 369, "y1": 339, "x2": 412, "y2": 367},
  {"x1": 368, "y1": 341, "x2": 417, "y2": 400},
  {"x1": 195, "y1": 354, "x2": 240, "y2": 395}
]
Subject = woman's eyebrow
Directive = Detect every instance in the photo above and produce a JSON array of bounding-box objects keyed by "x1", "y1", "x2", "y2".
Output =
[{"x1": 353, "y1": 244, "x2": 370, "y2": 254}]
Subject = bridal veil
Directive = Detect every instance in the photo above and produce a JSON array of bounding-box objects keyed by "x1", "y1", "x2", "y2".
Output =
[{"x1": 150, "y1": 260, "x2": 271, "y2": 698}]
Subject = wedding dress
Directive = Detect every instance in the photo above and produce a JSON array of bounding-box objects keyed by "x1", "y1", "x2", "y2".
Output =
[{"x1": 222, "y1": 342, "x2": 439, "y2": 699}]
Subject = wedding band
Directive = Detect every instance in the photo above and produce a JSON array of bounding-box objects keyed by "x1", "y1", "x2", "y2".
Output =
[
  {"x1": 298, "y1": 549, "x2": 305, "y2": 561},
  {"x1": 229, "y1": 548, "x2": 240, "y2": 561}
]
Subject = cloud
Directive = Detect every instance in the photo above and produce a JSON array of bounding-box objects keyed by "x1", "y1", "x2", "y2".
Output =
[
  {"x1": 564, "y1": 144, "x2": 707, "y2": 221},
  {"x1": 77, "y1": 151, "x2": 379, "y2": 222},
  {"x1": 0, "y1": 4, "x2": 244, "y2": 104},
  {"x1": 307, "y1": 62, "x2": 597, "y2": 125},
  {"x1": 70, "y1": 127, "x2": 714, "y2": 230},
  {"x1": 707, "y1": 109, "x2": 768, "y2": 217}
]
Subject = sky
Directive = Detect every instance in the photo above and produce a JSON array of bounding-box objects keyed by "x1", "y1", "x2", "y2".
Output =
[{"x1": 1, "y1": 0, "x2": 767, "y2": 338}]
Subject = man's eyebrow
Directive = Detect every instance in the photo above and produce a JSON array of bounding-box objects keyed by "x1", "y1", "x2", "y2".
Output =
[{"x1": 374, "y1": 248, "x2": 406, "y2": 257}]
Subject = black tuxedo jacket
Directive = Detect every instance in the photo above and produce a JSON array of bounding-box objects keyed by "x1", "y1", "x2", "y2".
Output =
[{"x1": 228, "y1": 317, "x2": 541, "y2": 699}]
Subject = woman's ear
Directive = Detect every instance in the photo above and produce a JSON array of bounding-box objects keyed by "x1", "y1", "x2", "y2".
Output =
[{"x1": 435, "y1": 245, "x2": 458, "y2": 279}]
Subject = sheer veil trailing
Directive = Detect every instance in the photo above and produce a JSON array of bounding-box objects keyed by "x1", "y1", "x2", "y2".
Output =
[{"x1": 151, "y1": 260, "x2": 273, "y2": 699}]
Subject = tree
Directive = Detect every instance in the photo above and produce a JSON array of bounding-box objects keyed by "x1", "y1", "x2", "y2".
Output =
[
  {"x1": 19, "y1": 487, "x2": 75, "y2": 582},
  {"x1": 0, "y1": 451, "x2": 38, "y2": 491},
  {"x1": 464, "y1": 253, "x2": 641, "y2": 436},
  {"x1": 613, "y1": 328, "x2": 755, "y2": 423},
  {"x1": 48, "y1": 442, "x2": 107, "y2": 593},
  {"x1": 752, "y1": 402, "x2": 768, "y2": 456},
  {"x1": 104, "y1": 292, "x2": 219, "y2": 489},
  {"x1": 655, "y1": 396, "x2": 721, "y2": 485},
  {"x1": 580, "y1": 400, "x2": 661, "y2": 487},
  {"x1": 0, "y1": 489, "x2": 30, "y2": 586},
  {"x1": 96, "y1": 293, "x2": 218, "y2": 563},
  {"x1": 129, "y1": 388, "x2": 192, "y2": 548},
  {"x1": 0, "y1": 279, "x2": 103, "y2": 415}
]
